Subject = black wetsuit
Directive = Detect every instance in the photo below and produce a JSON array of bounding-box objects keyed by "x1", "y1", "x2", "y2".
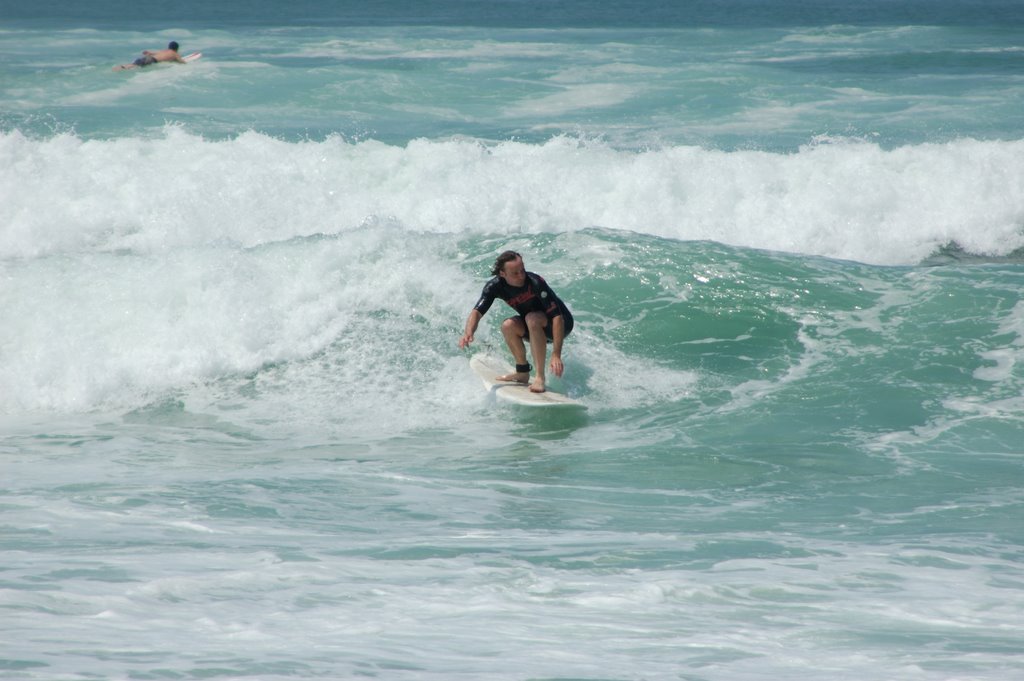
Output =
[{"x1": 472, "y1": 272, "x2": 574, "y2": 340}]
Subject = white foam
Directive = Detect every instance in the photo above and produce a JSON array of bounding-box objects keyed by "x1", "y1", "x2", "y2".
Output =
[
  {"x1": 502, "y1": 83, "x2": 641, "y2": 117},
  {"x1": 3, "y1": 130, "x2": 1021, "y2": 265},
  {"x1": 973, "y1": 300, "x2": 1024, "y2": 382}
]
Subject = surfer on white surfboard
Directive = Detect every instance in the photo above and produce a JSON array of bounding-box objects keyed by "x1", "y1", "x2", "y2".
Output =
[
  {"x1": 114, "y1": 41, "x2": 186, "y2": 70},
  {"x1": 459, "y1": 250, "x2": 574, "y2": 393}
]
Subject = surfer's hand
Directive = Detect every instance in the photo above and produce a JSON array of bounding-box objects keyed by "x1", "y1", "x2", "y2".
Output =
[
  {"x1": 458, "y1": 333, "x2": 473, "y2": 349},
  {"x1": 549, "y1": 356, "x2": 563, "y2": 377}
]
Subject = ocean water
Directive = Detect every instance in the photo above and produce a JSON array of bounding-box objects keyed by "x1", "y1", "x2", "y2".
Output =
[{"x1": 2, "y1": 1, "x2": 1024, "y2": 679}]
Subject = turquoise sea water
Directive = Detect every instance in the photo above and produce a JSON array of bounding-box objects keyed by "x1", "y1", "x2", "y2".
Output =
[{"x1": 2, "y1": 2, "x2": 1024, "y2": 679}]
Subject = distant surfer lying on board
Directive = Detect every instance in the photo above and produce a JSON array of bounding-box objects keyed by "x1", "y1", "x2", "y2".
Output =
[
  {"x1": 114, "y1": 41, "x2": 185, "y2": 70},
  {"x1": 459, "y1": 250, "x2": 574, "y2": 393}
]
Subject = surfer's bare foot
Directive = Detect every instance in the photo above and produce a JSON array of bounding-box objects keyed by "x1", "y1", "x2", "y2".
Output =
[
  {"x1": 530, "y1": 378, "x2": 546, "y2": 393},
  {"x1": 498, "y1": 372, "x2": 529, "y2": 384}
]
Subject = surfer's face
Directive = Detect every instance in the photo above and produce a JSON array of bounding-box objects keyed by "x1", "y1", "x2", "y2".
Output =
[{"x1": 499, "y1": 257, "x2": 527, "y2": 286}]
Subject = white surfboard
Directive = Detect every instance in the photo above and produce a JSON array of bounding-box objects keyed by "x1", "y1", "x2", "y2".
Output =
[
  {"x1": 183, "y1": 52, "x2": 202, "y2": 62},
  {"x1": 470, "y1": 354, "x2": 585, "y2": 409}
]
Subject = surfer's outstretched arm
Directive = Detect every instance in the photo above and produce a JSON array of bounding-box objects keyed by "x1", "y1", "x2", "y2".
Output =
[
  {"x1": 548, "y1": 314, "x2": 565, "y2": 378},
  {"x1": 459, "y1": 309, "x2": 483, "y2": 349}
]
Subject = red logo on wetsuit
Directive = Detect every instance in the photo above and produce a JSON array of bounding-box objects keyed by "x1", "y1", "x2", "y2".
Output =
[{"x1": 506, "y1": 289, "x2": 537, "y2": 307}]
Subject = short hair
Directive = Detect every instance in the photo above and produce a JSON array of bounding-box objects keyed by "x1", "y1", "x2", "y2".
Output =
[
  {"x1": 168, "y1": 41, "x2": 179, "y2": 51},
  {"x1": 491, "y1": 250, "x2": 522, "y2": 276}
]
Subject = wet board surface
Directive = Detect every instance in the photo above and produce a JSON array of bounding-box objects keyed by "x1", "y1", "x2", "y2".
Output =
[{"x1": 470, "y1": 354, "x2": 585, "y2": 409}]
